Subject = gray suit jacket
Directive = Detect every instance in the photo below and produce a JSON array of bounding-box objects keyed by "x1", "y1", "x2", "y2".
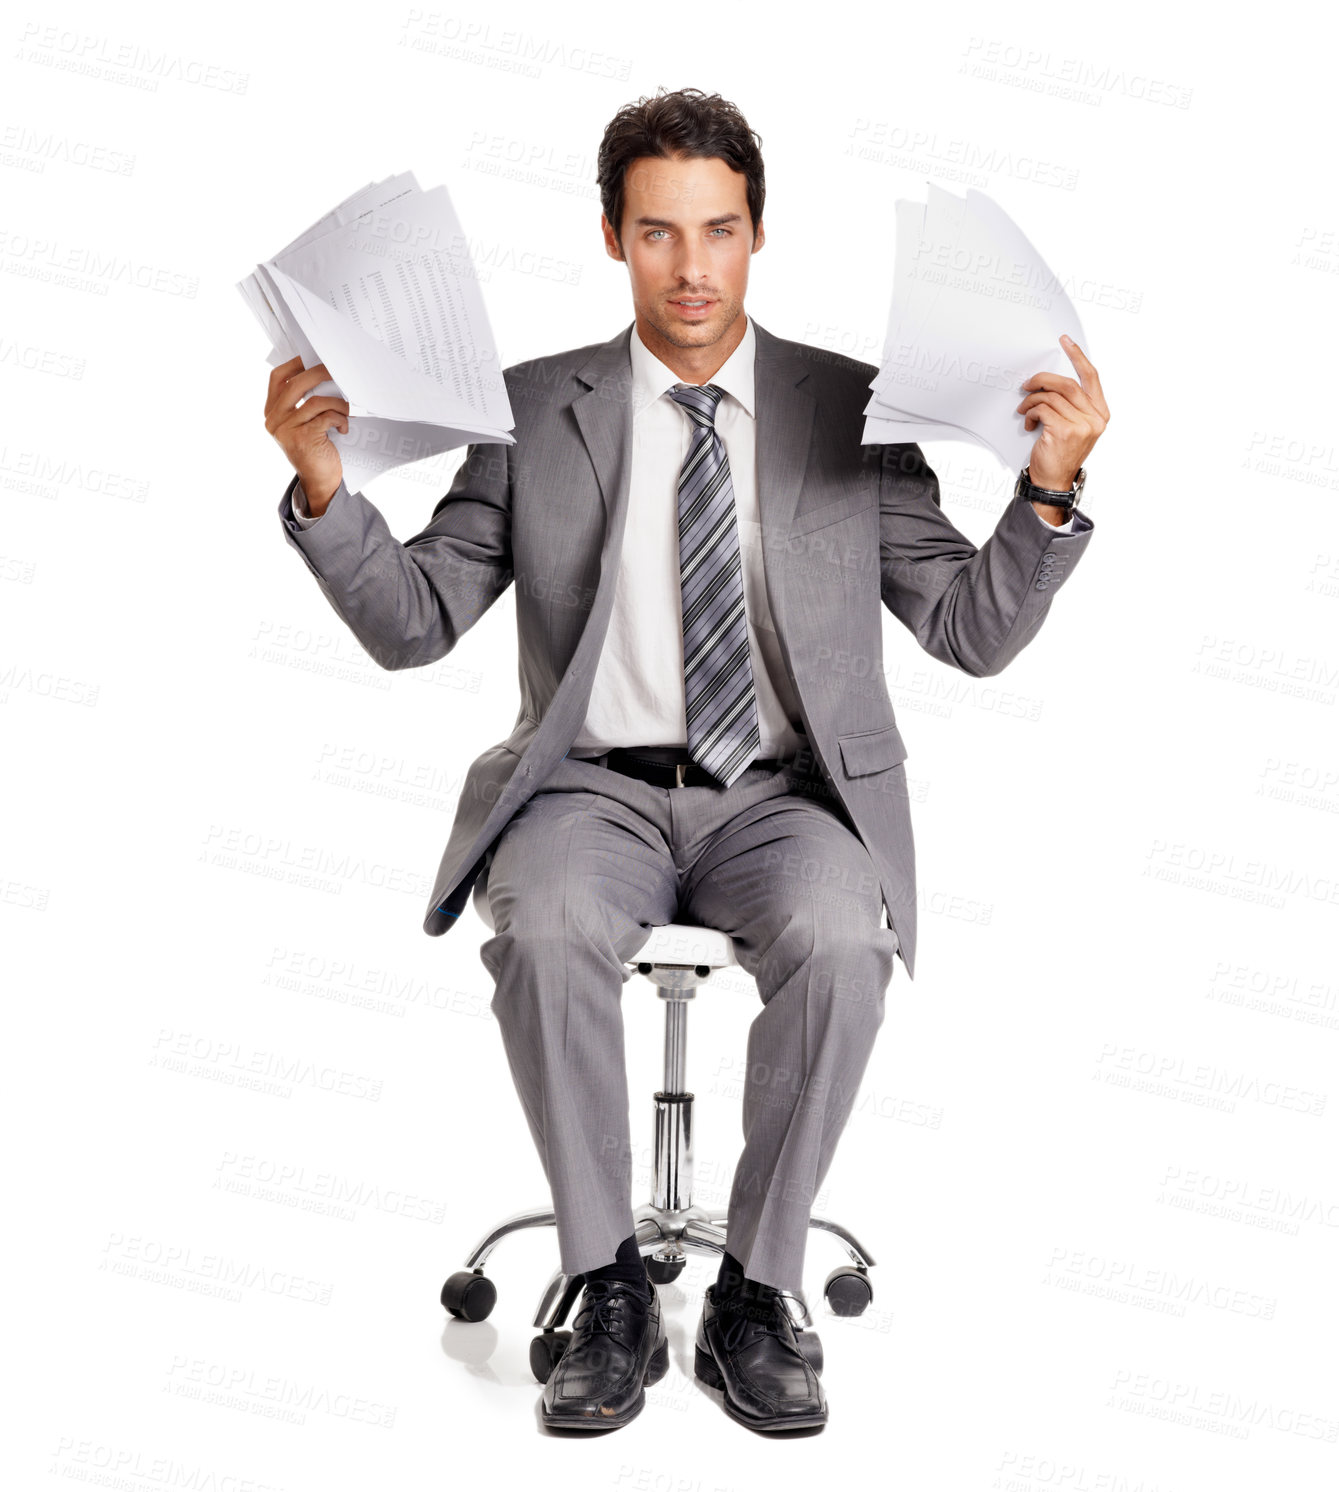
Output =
[{"x1": 277, "y1": 316, "x2": 1095, "y2": 978}]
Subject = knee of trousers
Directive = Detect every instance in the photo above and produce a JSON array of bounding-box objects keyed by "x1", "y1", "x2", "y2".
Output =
[
  {"x1": 479, "y1": 911, "x2": 632, "y2": 1001},
  {"x1": 773, "y1": 914, "x2": 894, "y2": 1028}
]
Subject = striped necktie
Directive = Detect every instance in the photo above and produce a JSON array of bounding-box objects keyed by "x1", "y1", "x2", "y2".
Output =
[{"x1": 668, "y1": 382, "x2": 761, "y2": 789}]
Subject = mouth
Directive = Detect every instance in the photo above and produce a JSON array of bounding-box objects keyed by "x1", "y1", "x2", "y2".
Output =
[{"x1": 668, "y1": 297, "x2": 716, "y2": 318}]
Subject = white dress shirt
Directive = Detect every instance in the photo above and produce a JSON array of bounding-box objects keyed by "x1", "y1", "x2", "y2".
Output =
[{"x1": 291, "y1": 315, "x2": 1077, "y2": 759}]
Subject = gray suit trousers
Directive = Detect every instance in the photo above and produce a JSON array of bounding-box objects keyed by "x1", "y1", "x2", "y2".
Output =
[{"x1": 478, "y1": 748, "x2": 898, "y2": 1295}]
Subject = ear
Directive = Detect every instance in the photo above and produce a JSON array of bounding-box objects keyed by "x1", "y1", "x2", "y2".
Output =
[
  {"x1": 600, "y1": 214, "x2": 625, "y2": 262},
  {"x1": 752, "y1": 219, "x2": 765, "y2": 254}
]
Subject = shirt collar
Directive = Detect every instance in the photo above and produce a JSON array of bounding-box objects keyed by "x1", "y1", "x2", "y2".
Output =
[{"x1": 629, "y1": 312, "x2": 756, "y2": 420}]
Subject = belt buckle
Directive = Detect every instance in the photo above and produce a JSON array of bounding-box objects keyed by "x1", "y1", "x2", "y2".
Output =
[{"x1": 675, "y1": 761, "x2": 687, "y2": 788}]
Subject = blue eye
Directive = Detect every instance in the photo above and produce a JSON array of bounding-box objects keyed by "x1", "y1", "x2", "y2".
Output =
[{"x1": 646, "y1": 228, "x2": 730, "y2": 240}]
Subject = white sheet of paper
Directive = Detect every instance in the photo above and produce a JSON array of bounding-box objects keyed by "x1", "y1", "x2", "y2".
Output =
[
  {"x1": 862, "y1": 415, "x2": 1003, "y2": 460},
  {"x1": 272, "y1": 174, "x2": 416, "y2": 259},
  {"x1": 271, "y1": 184, "x2": 509, "y2": 430},
  {"x1": 862, "y1": 184, "x2": 1087, "y2": 472},
  {"x1": 237, "y1": 177, "x2": 421, "y2": 381},
  {"x1": 238, "y1": 172, "x2": 515, "y2": 487},
  {"x1": 331, "y1": 416, "x2": 510, "y2": 495},
  {"x1": 868, "y1": 187, "x2": 968, "y2": 405}
]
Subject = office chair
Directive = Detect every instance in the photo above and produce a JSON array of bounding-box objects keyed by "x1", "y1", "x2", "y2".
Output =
[{"x1": 440, "y1": 872, "x2": 878, "y2": 1384}]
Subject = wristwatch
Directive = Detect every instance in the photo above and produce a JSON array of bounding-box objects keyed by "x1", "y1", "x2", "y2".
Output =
[{"x1": 1016, "y1": 464, "x2": 1086, "y2": 515}]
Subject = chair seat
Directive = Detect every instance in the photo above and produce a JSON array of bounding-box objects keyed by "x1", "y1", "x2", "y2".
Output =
[
  {"x1": 472, "y1": 875, "x2": 736, "y2": 970},
  {"x1": 633, "y1": 922, "x2": 737, "y2": 970}
]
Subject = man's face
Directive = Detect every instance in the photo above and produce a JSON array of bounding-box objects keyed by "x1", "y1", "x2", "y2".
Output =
[{"x1": 602, "y1": 152, "x2": 763, "y2": 352}]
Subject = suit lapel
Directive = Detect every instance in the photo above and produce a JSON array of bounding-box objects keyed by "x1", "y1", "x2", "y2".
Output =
[
  {"x1": 571, "y1": 315, "x2": 815, "y2": 534},
  {"x1": 571, "y1": 323, "x2": 636, "y2": 528},
  {"x1": 750, "y1": 317, "x2": 816, "y2": 543}
]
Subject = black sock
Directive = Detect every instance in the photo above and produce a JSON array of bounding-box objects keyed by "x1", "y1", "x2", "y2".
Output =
[
  {"x1": 715, "y1": 1249, "x2": 748, "y2": 1299},
  {"x1": 581, "y1": 1231, "x2": 651, "y2": 1300},
  {"x1": 714, "y1": 1250, "x2": 777, "y2": 1315}
]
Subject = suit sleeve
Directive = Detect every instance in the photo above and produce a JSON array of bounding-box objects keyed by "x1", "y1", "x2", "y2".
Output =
[
  {"x1": 876, "y1": 443, "x2": 1094, "y2": 678},
  {"x1": 1030, "y1": 506, "x2": 1076, "y2": 535},
  {"x1": 276, "y1": 441, "x2": 514, "y2": 672}
]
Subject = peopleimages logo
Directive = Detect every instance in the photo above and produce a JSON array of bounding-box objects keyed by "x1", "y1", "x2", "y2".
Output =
[{"x1": 213, "y1": 1151, "x2": 448, "y2": 1224}]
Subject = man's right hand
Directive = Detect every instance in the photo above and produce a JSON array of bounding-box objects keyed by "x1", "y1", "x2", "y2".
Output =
[{"x1": 265, "y1": 356, "x2": 350, "y2": 517}]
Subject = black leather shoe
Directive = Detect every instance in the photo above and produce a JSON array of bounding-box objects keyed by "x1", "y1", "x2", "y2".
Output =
[
  {"x1": 541, "y1": 1280, "x2": 668, "y2": 1430},
  {"x1": 694, "y1": 1283, "x2": 827, "y2": 1431}
]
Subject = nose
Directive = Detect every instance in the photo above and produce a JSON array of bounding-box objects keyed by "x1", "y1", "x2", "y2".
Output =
[{"x1": 671, "y1": 243, "x2": 708, "y2": 289}]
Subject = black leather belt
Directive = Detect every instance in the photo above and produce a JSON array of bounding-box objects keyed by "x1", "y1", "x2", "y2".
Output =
[{"x1": 574, "y1": 746, "x2": 785, "y2": 789}]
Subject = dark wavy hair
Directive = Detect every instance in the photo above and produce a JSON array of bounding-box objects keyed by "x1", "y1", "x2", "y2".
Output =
[{"x1": 597, "y1": 86, "x2": 765, "y2": 250}]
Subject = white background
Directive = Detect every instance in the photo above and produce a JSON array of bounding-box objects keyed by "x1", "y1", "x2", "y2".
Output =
[{"x1": 6, "y1": 1, "x2": 1336, "y2": 1487}]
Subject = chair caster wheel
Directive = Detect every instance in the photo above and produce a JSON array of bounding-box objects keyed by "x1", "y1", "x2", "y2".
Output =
[
  {"x1": 441, "y1": 1270, "x2": 496, "y2": 1321},
  {"x1": 530, "y1": 1328, "x2": 573, "y2": 1383},
  {"x1": 645, "y1": 1253, "x2": 686, "y2": 1285},
  {"x1": 796, "y1": 1329, "x2": 824, "y2": 1376},
  {"x1": 824, "y1": 1265, "x2": 873, "y2": 1316}
]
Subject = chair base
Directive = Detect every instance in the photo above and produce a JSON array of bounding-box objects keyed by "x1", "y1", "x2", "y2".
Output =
[{"x1": 449, "y1": 1201, "x2": 877, "y2": 1332}]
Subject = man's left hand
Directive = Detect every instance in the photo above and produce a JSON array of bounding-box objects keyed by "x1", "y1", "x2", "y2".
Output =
[{"x1": 1016, "y1": 334, "x2": 1110, "y2": 491}]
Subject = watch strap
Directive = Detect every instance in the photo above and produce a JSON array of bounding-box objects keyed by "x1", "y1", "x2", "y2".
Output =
[{"x1": 1017, "y1": 465, "x2": 1084, "y2": 512}]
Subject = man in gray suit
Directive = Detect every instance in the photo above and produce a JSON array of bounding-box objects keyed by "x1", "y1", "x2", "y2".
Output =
[{"x1": 265, "y1": 87, "x2": 1106, "y2": 1432}]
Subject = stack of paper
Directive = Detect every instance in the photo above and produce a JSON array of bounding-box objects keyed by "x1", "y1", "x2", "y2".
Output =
[
  {"x1": 238, "y1": 171, "x2": 514, "y2": 493},
  {"x1": 862, "y1": 184, "x2": 1088, "y2": 473}
]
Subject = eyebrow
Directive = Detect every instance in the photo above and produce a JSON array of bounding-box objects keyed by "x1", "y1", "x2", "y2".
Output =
[{"x1": 632, "y1": 212, "x2": 744, "y2": 229}]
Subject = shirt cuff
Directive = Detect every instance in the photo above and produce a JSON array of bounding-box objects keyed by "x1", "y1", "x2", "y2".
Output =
[
  {"x1": 1031, "y1": 503, "x2": 1076, "y2": 535},
  {"x1": 291, "y1": 479, "x2": 322, "y2": 529}
]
